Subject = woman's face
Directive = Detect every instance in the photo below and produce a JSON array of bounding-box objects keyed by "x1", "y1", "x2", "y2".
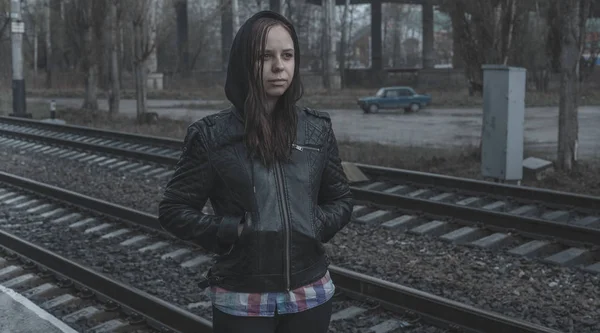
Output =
[{"x1": 261, "y1": 25, "x2": 295, "y2": 102}]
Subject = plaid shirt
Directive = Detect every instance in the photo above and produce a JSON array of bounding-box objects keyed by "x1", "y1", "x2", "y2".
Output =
[{"x1": 209, "y1": 270, "x2": 335, "y2": 317}]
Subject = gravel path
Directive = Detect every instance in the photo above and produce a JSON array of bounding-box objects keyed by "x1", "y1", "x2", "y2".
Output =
[{"x1": 1, "y1": 145, "x2": 598, "y2": 332}]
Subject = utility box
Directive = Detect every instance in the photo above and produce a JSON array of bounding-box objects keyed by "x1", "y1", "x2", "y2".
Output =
[{"x1": 480, "y1": 65, "x2": 526, "y2": 182}]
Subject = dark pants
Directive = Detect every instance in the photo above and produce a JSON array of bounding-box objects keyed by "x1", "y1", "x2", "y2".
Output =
[{"x1": 212, "y1": 299, "x2": 333, "y2": 333}]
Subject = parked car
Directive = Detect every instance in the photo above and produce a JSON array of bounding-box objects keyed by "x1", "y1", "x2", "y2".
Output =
[{"x1": 357, "y1": 86, "x2": 432, "y2": 113}]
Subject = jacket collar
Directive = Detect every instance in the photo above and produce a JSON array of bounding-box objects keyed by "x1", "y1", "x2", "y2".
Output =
[{"x1": 231, "y1": 106, "x2": 244, "y2": 123}]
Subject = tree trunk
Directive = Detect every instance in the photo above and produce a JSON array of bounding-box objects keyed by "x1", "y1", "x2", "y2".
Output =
[
  {"x1": 221, "y1": 0, "x2": 233, "y2": 71},
  {"x1": 339, "y1": 0, "x2": 350, "y2": 88},
  {"x1": 134, "y1": 61, "x2": 147, "y2": 122},
  {"x1": 320, "y1": 12, "x2": 328, "y2": 88},
  {"x1": 557, "y1": 0, "x2": 589, "y2": 171},
  {"x1": 175, "y1": 0, "x2": 189, "y2": 75},
  {"x1": 34, "y1": 30, "x2": 38, "y2": 78},
  {"x1": 108, "y1": 1, "x2": 120, "y2": 115},
  {"x1": 391, "y1": 5, "x2": 401, "y2": 67},
  {"x1": 119, "y1": 25, "x2": 124, "y2": 86},
  {"x1": 270, "y1": 0, "x2": 280, "y2": 13},
  {"x1": 450, "y1": 4, "x2": 464, "y2": 69},
  {"x1": 502, "y1": 0, "x2": 517, "y2": 65},
  {"x1": 83, "y1": 65, "x2": 99, "y2": 110},
  {"x1": 323, "y1": 0, "x2": 337, "y2": 91},
  {"x1": 133, "y1": 20, "x2": 147, "y2": 122},
  {"x1": 46, "y1": 0, "x2": 54, "y2": 88},
  {"x1": 81, "y1": 2, "x2": 98, "y2": 111},
  {"x1": 58, "y1": 0, "x2": 65, "y2": 71}
]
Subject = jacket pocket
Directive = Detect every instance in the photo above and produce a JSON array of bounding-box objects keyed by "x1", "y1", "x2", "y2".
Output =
[
  {"x1": 314, "y1": 206, "x2": 326, "y2": 240},
  {"x1": 292, "y1": 143, "x2": 323, "y2": 152},
  {"x1": 238, "y1": 211, "x2": 253, "y2": 244},
  {"x1": 222, "y1": 211, "x2": 253, "y2": 256}
]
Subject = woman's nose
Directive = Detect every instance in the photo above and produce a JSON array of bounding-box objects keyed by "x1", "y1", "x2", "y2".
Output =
[{"x1": 272, "y1": 57, "x2": 284, "y2": 71}]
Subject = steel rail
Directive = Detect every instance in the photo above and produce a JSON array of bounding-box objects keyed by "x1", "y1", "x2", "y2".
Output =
[
  {"x1": 351, "y1": 188, "x2": 600, "y2": 246},
  {"x1": 355, "y1": 163, "x2": 600, "y2": 211},
  {"x1": 2, "y1": 124, "x2": 599, "y2": 246},
  {"x1": 0, "y1": 231, "x2": 212, "y2": 333},
  {"x1": 0, "y1": 127, "x2": 176, "y2": 165},
  {"x1": 2, "y1": 116, "x2": 599, "y2": 213},
  {"x1": 330, "y1": 266, "x2": 561, "y2": 333},
  {"x1": 0, "y1": 115, "x2": 182, "y2": 149},
  {"x1": 0, "y1": 170, "x2": 562, "y2": 333},
  {"x1": 0, "y1": 171, "x2": 160, "y2": 231}
]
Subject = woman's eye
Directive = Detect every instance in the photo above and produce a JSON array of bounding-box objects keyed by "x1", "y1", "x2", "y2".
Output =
[{"x1": 283, "y1": 53, "x2": 293, "y2": 59}]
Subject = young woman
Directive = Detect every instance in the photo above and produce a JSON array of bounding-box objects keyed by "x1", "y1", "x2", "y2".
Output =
[{"x1": 159, "y1": 10, "x2": 353, "y2": 333}]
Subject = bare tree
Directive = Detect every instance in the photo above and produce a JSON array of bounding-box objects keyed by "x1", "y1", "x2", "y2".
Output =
[
  {"x1": 0, "y1": 1, "x2": 9, "y2": 42},
  {"x1": 68, "y1": 0, "x2": 108, "y2": 111},
  {"x1": 389, "y1": 5, "x2": 404, "y2": 67},
  {"x1": 187, "y1": 2, "x2": 221, "y2": 71},
  {"x1": 520, "y1": 1, "x2": 553, "y2": 92},
  {"x1": 174, "y1": 0, "x2": 189, "y2": 75},
  {"x1": 556, "y1": 0, "x2": 592, "y2": 171},
  {"x1": 45, "y1": 0, "x2": 53, "y2": 88},
  {"x1": 125, "y1": 0, "x2": 156, "y2": 123},
  {"x1": 441, "y1": 0, "x2": 524, "y2": 95},
  {"x1": 50, "y1": 0, "x2": 67, "y2": 76},
  {"x1": 221, "y1": 0, "x2": 233, "y2": 71},
  {"x1": 338, "y1": 0, "x2": 350, "y2": 87},
  {"x1": 322, "y1": 0, "x2": 336, "y2": 90}
]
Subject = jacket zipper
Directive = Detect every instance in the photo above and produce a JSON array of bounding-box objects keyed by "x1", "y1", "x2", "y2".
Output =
[
  {"x1": 274, "y1": 161, "x2": 292, "y2": 291},
  {"x1": 292, "y1": 143, "x2": 321, "y2": 152}
]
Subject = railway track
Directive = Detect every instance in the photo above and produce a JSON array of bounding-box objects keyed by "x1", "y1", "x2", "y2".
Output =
[
  {"x1": 0, "y1": 170, "x2": 562, "y2": 333},
  {"x1": 0, "y1": 200, "x2": 211, "y2": 332},
  {"x1": 1, "y1": 116, "x2": 600, "y2": 275}
]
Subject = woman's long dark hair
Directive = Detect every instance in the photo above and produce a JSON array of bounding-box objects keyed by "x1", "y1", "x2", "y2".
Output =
[{"x1": 243, "y1": 17, "x2": 303, "y2": 168}]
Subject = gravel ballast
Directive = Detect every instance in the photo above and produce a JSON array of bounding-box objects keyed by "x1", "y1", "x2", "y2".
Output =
[
  {"x1": 0, "y1": 147, "x2": 164, "y2": 215},
  {"x1": 0, "y1": 207, "x2": 444, "y2": 333},
  {"x1": 1, "y1": 145, "x2": 598, "y2": 332}
]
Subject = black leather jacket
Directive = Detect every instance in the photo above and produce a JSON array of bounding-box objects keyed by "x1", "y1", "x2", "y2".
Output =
[{"x1": 158, "y1": 106, "x2": 353, "y2": 292}]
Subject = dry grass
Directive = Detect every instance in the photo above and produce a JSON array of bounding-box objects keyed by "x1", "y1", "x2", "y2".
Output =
[
  {"x1": 0, "y1": 99, "x2": 58, "y2": 120},
  {"x1": 340, "y1": 140, "x2": 600, "y2": 196},
  {"x1": 54, "y1": 108, "x2": 190, "y2": 138},
  {"x1": 0, "y1": 91, "x2": 9, "y2": 114},
  {"x1": 24, "y1": 85, "x2": 600, "y2": 110},
  {"x1": 339, "y1": 141, "x2": 482, "y2": 176},
  {"x1": 32, "y1": 108, "x2": 599, "y2": 197}
]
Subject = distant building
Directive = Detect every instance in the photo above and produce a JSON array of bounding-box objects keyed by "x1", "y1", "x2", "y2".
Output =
[{"x1": 343, "y1": 5, "x2": 452, "y2": 69}]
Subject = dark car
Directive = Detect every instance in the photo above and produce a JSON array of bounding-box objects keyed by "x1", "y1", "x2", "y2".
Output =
[{"x1": 357, "y1": 86, "x2": 432, "y2": 113}]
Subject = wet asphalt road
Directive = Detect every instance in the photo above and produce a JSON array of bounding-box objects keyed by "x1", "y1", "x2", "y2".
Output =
[{"x1": 24, "y1": 97, "x2": 600, "y2": 158}]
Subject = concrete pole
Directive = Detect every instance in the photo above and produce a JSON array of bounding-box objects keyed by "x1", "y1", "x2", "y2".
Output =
[
  {"x1": 370, "y1": 0, "x2": 382, "y2": 71},
  {"x1": 10, "y1": 0, "x2": 27, "y2": 117},
  {"x1": 421, "y1": 0, "x2": 435, "y2": 69}
]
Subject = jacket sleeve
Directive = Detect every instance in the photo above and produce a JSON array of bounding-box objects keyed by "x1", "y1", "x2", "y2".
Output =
[
  {"x1": 158, "y1": 123, "x2": 243, "y2": 255},
  {"x1": 317, "y1": 122, "x2": 354, "y2": 243}
]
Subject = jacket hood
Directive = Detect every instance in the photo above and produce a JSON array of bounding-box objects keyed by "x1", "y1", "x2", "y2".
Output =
[{"x1": 224, "y1": 10, "x2": 301, "y2": 113}]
